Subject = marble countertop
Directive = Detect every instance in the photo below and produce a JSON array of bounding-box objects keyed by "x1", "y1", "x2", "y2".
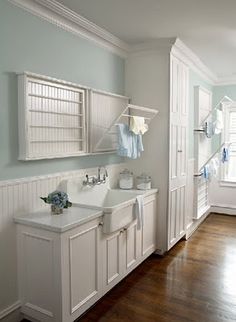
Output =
[
  {"x1": 13, "y1": 188, "x2": 158, "y2": 233},
  {"x1": 14, "y1": 206, "x2": 103, "y2": 233}
]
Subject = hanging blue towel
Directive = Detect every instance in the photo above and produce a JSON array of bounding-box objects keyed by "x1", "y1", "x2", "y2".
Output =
[
  {"x1": 116, "y1": 123, "x2": 144, "y2": 159},
  {"x1": 222, "y1": 147, "x2": 229, "y2": 163},
  {"x1": 201, "y1": 165, "x2": 210, "y2": 180}
]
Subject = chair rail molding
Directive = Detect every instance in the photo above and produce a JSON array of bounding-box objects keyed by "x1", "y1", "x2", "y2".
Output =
[{"x1": 7, "y1": 0, "x2": 129, "y2": 57}]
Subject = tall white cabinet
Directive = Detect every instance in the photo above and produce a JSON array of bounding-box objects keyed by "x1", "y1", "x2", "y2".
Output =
[
  {"x1": 168, "y1": 54, "x2": 189, "y2": 249},
  {"x1": 126, "y1": 38, "x2": 189, "y2": 253}
]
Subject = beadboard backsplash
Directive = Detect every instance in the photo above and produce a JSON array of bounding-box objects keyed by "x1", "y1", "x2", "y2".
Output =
[{"x1": 0, "y1": 163, "x2": 126, "y2": 318}]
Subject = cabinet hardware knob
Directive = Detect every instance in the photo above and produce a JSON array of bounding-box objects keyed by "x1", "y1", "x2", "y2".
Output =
[
  {"x1": 178, "y1": 149, "x2": 183, "y2": 153},
  {"x1": 98, "y1": 222, "x2": 104, "y2": 227}
]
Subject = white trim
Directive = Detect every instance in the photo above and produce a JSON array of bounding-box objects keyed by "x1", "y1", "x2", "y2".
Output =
[
  {"x1": 7, "y1": 1, "x2": 236, "y2": 87},
  {"x1": 7, "y1": 0, "x2": 128, "y2": 57},
  {"x1": 219, "y1": 180, "x2": 236, "y2": 187},
  {"x1": 211, "y1": 204, "x2": 236, "y2": 215},
  {"x1": 0, "y1": 301, "x2": 21, "y2": 319},
  {"x1": 215, "y1": 76, "x2": 236, "y2": 86},
  {"x1": 172, "y1": 39, "x2": 217, "y2": 84}
]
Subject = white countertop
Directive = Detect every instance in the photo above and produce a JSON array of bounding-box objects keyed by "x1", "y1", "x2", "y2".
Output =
[
  {"x1": 13, "y1": 188, "x2": 158, "y2": 233},
  {"x1": 14, "y1": 206, "x2": 103, "y2": 233}
]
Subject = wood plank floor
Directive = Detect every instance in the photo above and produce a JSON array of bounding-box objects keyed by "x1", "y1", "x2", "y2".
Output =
[
  {"x1": 78, "y1": 214, "x2": 236, "y2": 322},
  {"x1": 22, "y1": 214, "x2": 236, "y2": 322}
]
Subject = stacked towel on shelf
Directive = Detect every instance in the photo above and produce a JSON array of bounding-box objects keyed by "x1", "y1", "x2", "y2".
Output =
[
  {"x1": 130, "y1": 116, "x2": 148, "y2": 135},
  {"x1": 116, "y1": 123, "x2": 144, "y2": 159}
]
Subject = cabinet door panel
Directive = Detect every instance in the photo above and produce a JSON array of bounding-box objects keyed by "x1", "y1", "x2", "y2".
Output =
[
  {"x1": 142, "y1": 200, "x2": 156, "y2": 257},
  {"x1": 168, "y1": 55, "x2": 189, "y2": 250},
  {"x1": 69, "y1": 224, "x2": 99, "y2": 314},
  {"x1": 103, "y1": 230, "x2": 124, "y2": 291},
  {"x1": 126, "y1": 222, "x2": 138, "y2": 269}
]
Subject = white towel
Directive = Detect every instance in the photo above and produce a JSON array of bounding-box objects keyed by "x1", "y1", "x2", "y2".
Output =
[
  {"x1": 209, "y1": 157, "x2": 219, "y2": 178},
  {"x1": 214, "y1": 110, "x2": 223, "y2": 134},
  {"x1": 130, "y1": 116, "x2": 148, "y2": 135},
  {"x1": 135, "y1": 195, "x2": 144, "y2": 230}
]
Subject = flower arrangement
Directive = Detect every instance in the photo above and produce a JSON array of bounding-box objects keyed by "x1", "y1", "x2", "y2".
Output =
[{"x1": 40, "y1": 190, "x2": 72, "y2": 214}]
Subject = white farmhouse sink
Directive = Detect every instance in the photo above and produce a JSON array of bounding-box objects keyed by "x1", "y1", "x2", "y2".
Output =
[{"x1": 62, "y1": 178, "x2": 140, "y2": 233}]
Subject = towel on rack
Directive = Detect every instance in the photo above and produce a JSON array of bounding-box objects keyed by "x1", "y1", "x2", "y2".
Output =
[
  {"x1": 116, "y1": 123, "x2": 144, "y2": 159},
  {"x1": 201, "y1": 165, "x2": 210, "y2": 180},
  {"x1": 222, "y1": 147, "x2": 229, "y2": 163},
  {"x1": 204, "y1": 121, "x2": 215, "y2": 138},
  {"x1": 134, "y1": 195, "x2": 144, "y2": 230},
  {"x1": 129, "y1": 116, "x2": 148, "y2": 135},
  {"x1": 209, "y1": 157, "x2": 220, "y2": 178},
  {"x1": 214, "y1": 110, "x2": 223, "y2": 134}
]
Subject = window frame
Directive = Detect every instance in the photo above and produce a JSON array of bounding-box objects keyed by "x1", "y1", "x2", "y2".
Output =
[{"x1": 220, "y1": 102, "x2": 236, "y2": 186}]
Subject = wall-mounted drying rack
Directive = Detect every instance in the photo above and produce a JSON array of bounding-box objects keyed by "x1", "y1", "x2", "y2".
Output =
[
  {"x1": 94, "y1": 103, "x2": 159, "y2": 151},
  {"x1": 194, "y1": 96, "x2": 233, "y2": 135},
  {"x1": 194, "y1": 142, "x2": 232, "y2": 177}
]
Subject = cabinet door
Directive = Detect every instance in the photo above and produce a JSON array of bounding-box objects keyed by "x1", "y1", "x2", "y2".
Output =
[
  {"x1": 90, "y1": 90, "x2": 129, "y2": 153},
  {"x1": 62, "y1": 218, "x2": 102, "y2": 320},
  {"x1": 168, "y1": 55, "x2": 189, "y2": 250},
  {"x1": 102, "y1": 230, "x2": 125, "y2": 293},
  {"x1": 125, "y1": 221, "x2": 140, "y2": 273},
  {"x1": 142, "y1": 195, "x2": 157, "y2": 257}
]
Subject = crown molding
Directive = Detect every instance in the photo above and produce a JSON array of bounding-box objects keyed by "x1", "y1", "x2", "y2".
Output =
[
  {"x1": 7, "y1": 0, "x2": 129, "y2": 57},
  {"x1": 172, "y1": 38, "x2": 217, "y2": 85},
  {"x1": 215, "y1": 75, "x2": 236, "y2": 86},
  {"x1": 7, "y1": 0, "x2": 236, "y2": 86},
  {"x1": 128, "y1": 38, "x2": 177, "y2": 54}
]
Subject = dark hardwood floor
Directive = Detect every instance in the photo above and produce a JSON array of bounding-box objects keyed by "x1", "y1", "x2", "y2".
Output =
[{"x1": 23, "y1": 214, "x2": 236, "y2": 322}]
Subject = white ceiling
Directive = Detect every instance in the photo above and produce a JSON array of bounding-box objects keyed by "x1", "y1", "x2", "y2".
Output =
[{"x1": 57, "y1": 0, "x2": 236, "y2": 78}]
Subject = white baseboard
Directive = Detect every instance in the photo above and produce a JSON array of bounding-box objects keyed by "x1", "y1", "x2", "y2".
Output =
[
  {"x1": 0, "y1": 301, "x2": 21, "y2": 321},
  {"x1": 210, "y1": 204, "x2": 236, "y2": 216},
  {"x1": 186, "y1": 210, "x2": 210, "y2": 239}
]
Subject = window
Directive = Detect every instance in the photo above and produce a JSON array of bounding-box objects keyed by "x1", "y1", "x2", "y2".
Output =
[{"x1": 222, "y1": 102, "x2": 236, "y2": 182}]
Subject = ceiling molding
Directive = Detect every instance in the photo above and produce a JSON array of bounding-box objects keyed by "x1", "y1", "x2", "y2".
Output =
[
  {"x1": 215, "y1": 76, "x2": 236, "y2": 86},
  {"x1": 7, "y1": 0, "x2": 129, "y2": 57},
  {"x1": 128, "y1": 38, "x2": 177, "y2": 54},
  {"x1": 172, "y1": 39, "x2": 218, "y2": 85}
]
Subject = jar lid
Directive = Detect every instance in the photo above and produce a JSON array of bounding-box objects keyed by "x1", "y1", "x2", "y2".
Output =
[
  {"x1": 120, "y1": 168, "x2": 133, "y2": 175},
  {"x1": 137, "y1": 173, "x2": 151, "y2": 180}
]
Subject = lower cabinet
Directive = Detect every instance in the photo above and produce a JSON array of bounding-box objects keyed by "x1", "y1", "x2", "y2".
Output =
[{"x1": 16, "y1": 192, "x2": 157, "y2": 322}]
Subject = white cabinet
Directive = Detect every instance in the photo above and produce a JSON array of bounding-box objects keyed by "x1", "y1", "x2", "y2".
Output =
[
  {"x1": 168, "y1": 54, "x2": 189, "y2": 249},
  {"x1": 16, "y1": 192, "x2": 157, "y2": 322},
  {"x1": 102, "y1": 229, "x2": 125, "y2": 292},
  {"x1": 142, "y1": 194, "x2": 157, "y2": 256},
  {"x1": 17, "y1": 217, "x2": 103, "y2": 322},
  {"x1": 126, "y1": 39, "x2": 189, "y2": 254},
  {"x1": 61, "y1": 219, "x2": 103, "y2": 322}
]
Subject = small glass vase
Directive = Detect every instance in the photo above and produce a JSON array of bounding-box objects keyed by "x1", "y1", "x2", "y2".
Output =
[{"x1": 51, "y1": 204, "x2": 63, "y2": 215}]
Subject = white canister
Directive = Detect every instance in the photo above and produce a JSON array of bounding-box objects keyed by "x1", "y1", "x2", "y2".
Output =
[{"x1": 119, "y1": 169, "x2": 134, "y2": 189}]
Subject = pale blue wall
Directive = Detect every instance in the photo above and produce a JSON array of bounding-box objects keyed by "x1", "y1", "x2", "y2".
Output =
[
  {"x1": 0, "y1": 1, "x2": 125, "y2": 180},
  {"x1": 189, "y1": 70, "x2": 213, "y2": 158},
  {"x1": 213, "y1": 85, "x2": 236, "y2": 104}
]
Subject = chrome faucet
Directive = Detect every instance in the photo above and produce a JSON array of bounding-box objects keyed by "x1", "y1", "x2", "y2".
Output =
[{"x1": 82, "y1": 166, "x2": 108, "y2": 186}]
